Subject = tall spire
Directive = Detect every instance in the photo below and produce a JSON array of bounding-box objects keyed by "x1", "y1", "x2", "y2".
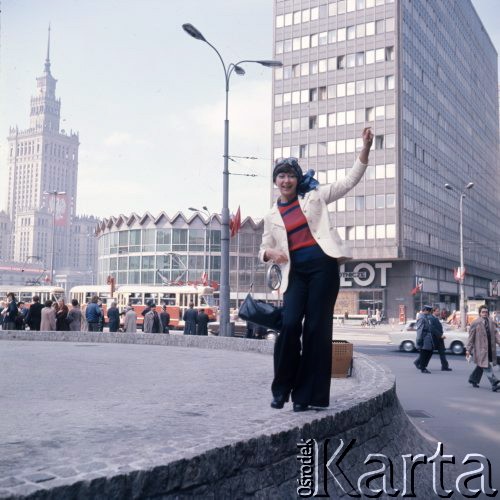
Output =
[{"x1": 44, "y1": 24, "x2": 51, "y2": 73}]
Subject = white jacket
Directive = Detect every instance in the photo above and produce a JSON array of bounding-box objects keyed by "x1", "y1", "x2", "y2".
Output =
[{"x1": 259, "y1": 158, "x2": 368, "y2": 294}]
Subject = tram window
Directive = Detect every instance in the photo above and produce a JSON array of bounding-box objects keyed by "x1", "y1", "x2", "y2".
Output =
[
  {"x1": 200, "y1": 296, "x2": 207, "y2": 305},
  {"x1": 129, "y1": 293, "x2": 143, "y2": 305},
  {"x1": 98, "y1": 294, "x2": 110, "y2": 305},
  {"x1": 160, "y1": 293, "x2": 176, "y2": 306},
  {"x1": 144, "y1": 293, "x2": 158, "y2": 304},
  {"x1": 20, "y1": 292, "x2": 32, "y2": 302}
]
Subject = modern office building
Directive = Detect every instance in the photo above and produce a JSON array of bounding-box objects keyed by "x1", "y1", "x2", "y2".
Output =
[
  {"x1": 3, "y1": 28, "x2": 98, "y2": 290},
  {"x1": 95, "y1": 212, "x2": 269, "y2": 305},
  {"x1": 272, "y1": 0, "x2": 500, "y2": 320}
]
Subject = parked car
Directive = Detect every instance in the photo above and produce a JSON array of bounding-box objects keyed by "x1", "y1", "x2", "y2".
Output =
[
  {"x1": 208, "y1": 321, "x2": 278, "y2": 340},
  {"x1": 389, "y1": 320, "x2": 468, "y2": 355}
]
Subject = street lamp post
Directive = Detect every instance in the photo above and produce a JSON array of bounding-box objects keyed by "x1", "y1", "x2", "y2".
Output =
[
  {"x1": 445, "y1": 182, "x2": 474, "y2": 331},
  {"x1": 189, "y1": 206, "x2": 212, "y2": 284},
  {"x1": 182, "y1": 23, "x2": 282, "y2": 337},
  {"x1": 43, "y1": 190, "x2": 66, "y2": 285}
]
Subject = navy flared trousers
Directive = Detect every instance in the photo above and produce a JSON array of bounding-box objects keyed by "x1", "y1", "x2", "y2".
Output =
[{"x1": 272, "y1": 255, "x2": 340, "y2": 407}]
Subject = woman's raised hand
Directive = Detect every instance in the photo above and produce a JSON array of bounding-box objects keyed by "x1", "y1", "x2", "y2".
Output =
[
  {"x1": 359, "y1": 127, "x2": 373, "y2": 164},
  {"x1": 362, "y1": 127, "x2": 373, "y2": 150}
]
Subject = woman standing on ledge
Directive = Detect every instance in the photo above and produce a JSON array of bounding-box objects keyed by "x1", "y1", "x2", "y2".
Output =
[{"x1": 259, "y1": 127, "x2": 373, "y2": 412}]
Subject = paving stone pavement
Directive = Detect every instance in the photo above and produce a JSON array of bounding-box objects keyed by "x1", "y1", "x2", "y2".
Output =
[{"x1": 0, "y1": 339, "x2": 364, "y2": 498}]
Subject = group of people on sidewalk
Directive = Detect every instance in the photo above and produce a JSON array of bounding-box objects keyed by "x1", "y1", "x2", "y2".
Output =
[
  {"x1": 0, "y1": 293, "x2": 84, "y2": 332},
  {"x1": 414, "y1": 304, "x2": 500, "y2": 392},
  {"x1": 0, "y1": 293, "x2": 212, "y2": 336},
  {"x1": 182, "y1": 302, "x2": 209, "y2": 336}
]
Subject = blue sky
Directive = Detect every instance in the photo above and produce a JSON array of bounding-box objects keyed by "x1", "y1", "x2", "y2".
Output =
[{"x1": 0, "y1": 0, "x2": 498, "y2": 220}]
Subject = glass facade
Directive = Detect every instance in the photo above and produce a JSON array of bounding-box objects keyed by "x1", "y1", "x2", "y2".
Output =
[{"x1": 96, "y1": 213, "x2": 268, "y2": 301}]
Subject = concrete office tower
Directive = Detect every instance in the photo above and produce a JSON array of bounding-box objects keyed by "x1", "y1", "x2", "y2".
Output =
[
  {"x1": 6, "y1": 27, "x2": 80, "y2": 270},
  {"x1": 272, "y1": 0, "x2": 500, "y2": 319}
]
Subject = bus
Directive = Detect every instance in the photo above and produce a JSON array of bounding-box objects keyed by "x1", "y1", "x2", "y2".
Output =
[
  {"x1": 69, "y1": 285, "x2": 116, "y2": 326},
  {"x1": 115, "y1": 284, "x2": 217, "y2": 329},
  {"x1": 0, "y1": 286, "x2": 65, "y2": 306}
]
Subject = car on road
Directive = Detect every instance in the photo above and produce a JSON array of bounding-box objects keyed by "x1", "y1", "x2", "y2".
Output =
[
  {"x1": 208, "y1": 321, "x2": 278, "y2": 340},
  {"x1": 389, "y1": 320, "x2": 468, "y2": 355}
]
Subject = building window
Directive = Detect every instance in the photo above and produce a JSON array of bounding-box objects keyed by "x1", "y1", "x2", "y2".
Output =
[{"x1": 172, "y1": 228, "x2": 188, "y2": 251}]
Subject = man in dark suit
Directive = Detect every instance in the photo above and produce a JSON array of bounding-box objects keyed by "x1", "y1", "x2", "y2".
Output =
[
  {"x1": 197, "y1": 308, "x2": 209, "y2": 336},
  {"x1": 183, "y1": 303, "x2": 198, "y2": 335},
  {"x1": 26, "y1": 295, "x2": 44, "y2": 331},
  {"x1": 429, "y1": 306, "x2": 451, "y2": 371}
]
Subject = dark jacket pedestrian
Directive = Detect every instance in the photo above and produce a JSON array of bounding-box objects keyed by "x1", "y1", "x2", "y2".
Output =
[
  {"x1": 85, "y1": 296, "x2": 102, "y2": 332},
  {"x1": 466, "y1": 306, "x2": 500, "y2": 391},
  {"x1": 56, "y1": 300, "x2": 70, "y2": 331},
  {"x1": 26, "y1": 296, "x2": 43, "y2": 331},
  {"x1": 414, "y1": 306, "x2": 434, "y2": 373},
  {"x1": 107, "y1": 302, "x2": 120, "y2": 332},
  {"x1": 159, "y1": 307, "x2": 170, "y2": 333},
  {"x1": 429, "y1": 307, "x2": 451, "y2": 371},
  {"x1": 67, "y1": 300, "x2": 82, "y2": 331},
  {"x1": 15, "y1": 302, "x2": 27, "y2": 330},
  {"x1": 197, "y1": 309, "x2": 209, "y2": 336},
  {"x1": 183, "y1": 303, "x2": 198, "y2": 335},
  {"x1": 2, "y1": 293, "x2": 18, "y2": 330}
]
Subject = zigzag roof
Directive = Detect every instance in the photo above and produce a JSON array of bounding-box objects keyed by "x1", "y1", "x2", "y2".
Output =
[{"x1": 95, "y1": 211, "x2": 262, "y2": 235}]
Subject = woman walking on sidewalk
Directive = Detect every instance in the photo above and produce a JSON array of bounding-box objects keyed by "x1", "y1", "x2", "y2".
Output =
[{"x1": 259, "y1": 127, "x2": 373, "y2": 412}]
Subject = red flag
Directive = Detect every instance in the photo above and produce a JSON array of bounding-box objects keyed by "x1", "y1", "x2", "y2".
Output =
[
  {"x1": 410, "y1": 279, "x2": 423, "y2": 295},
  {"x1": 46, "y1": 193, "x2": 69, "y2": 227},
  {"x1": 44, "y1": 274, "x2": 51, "y2": 283},
  {"x1": 230, "y1": 206, "x2": 241, "y2": 238},
  {"x1": 454, "y1": 267, "x2": 466, "y2": 282},
  {"x1": 201, "y1": 272, "x2": 208, "y2": 286}
]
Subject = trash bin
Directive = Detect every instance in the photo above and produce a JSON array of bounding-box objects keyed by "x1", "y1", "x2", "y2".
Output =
[{"x1": 331, "y1": 340, "x2": 353, "y2": 378}]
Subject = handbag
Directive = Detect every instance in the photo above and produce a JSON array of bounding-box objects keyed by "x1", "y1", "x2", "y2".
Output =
[{"x1": 238, "y1": 293, "x2": 283, "y2": 332}]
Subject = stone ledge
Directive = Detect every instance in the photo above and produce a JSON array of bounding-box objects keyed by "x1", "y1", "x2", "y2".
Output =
[
  {"x1": 0, "y1": 330, "x2": 275, "y2": 355},
  {"x1": 0, "y1": 333, "x2": 454, "y2": 499}
]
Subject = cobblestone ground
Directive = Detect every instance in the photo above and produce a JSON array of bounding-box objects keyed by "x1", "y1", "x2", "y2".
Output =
[{"x1": 0, "y1": 340, "x2": 359, "y2": 498}]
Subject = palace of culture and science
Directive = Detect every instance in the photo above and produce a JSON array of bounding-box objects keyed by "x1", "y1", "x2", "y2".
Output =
[{"x1": 0, "y1": 29, "x2": 98, "y2": 290}]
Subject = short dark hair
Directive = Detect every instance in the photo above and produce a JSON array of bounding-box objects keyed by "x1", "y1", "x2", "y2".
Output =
[
  {"x1": 33, "y1": 295, "x2": 40, "y2": 302},
  {"x1": 45, "y1": 300, "x2": 53, "y2": 307},
  {"x1": 91, "y1": 295, "x2": 98, "y2": 303},
  {"x1": 71, "y1": 299, "x2": 79, "y2": 307},
  {"x1": 479, "y1": 305, "x2": 489, "y2": 314}
]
